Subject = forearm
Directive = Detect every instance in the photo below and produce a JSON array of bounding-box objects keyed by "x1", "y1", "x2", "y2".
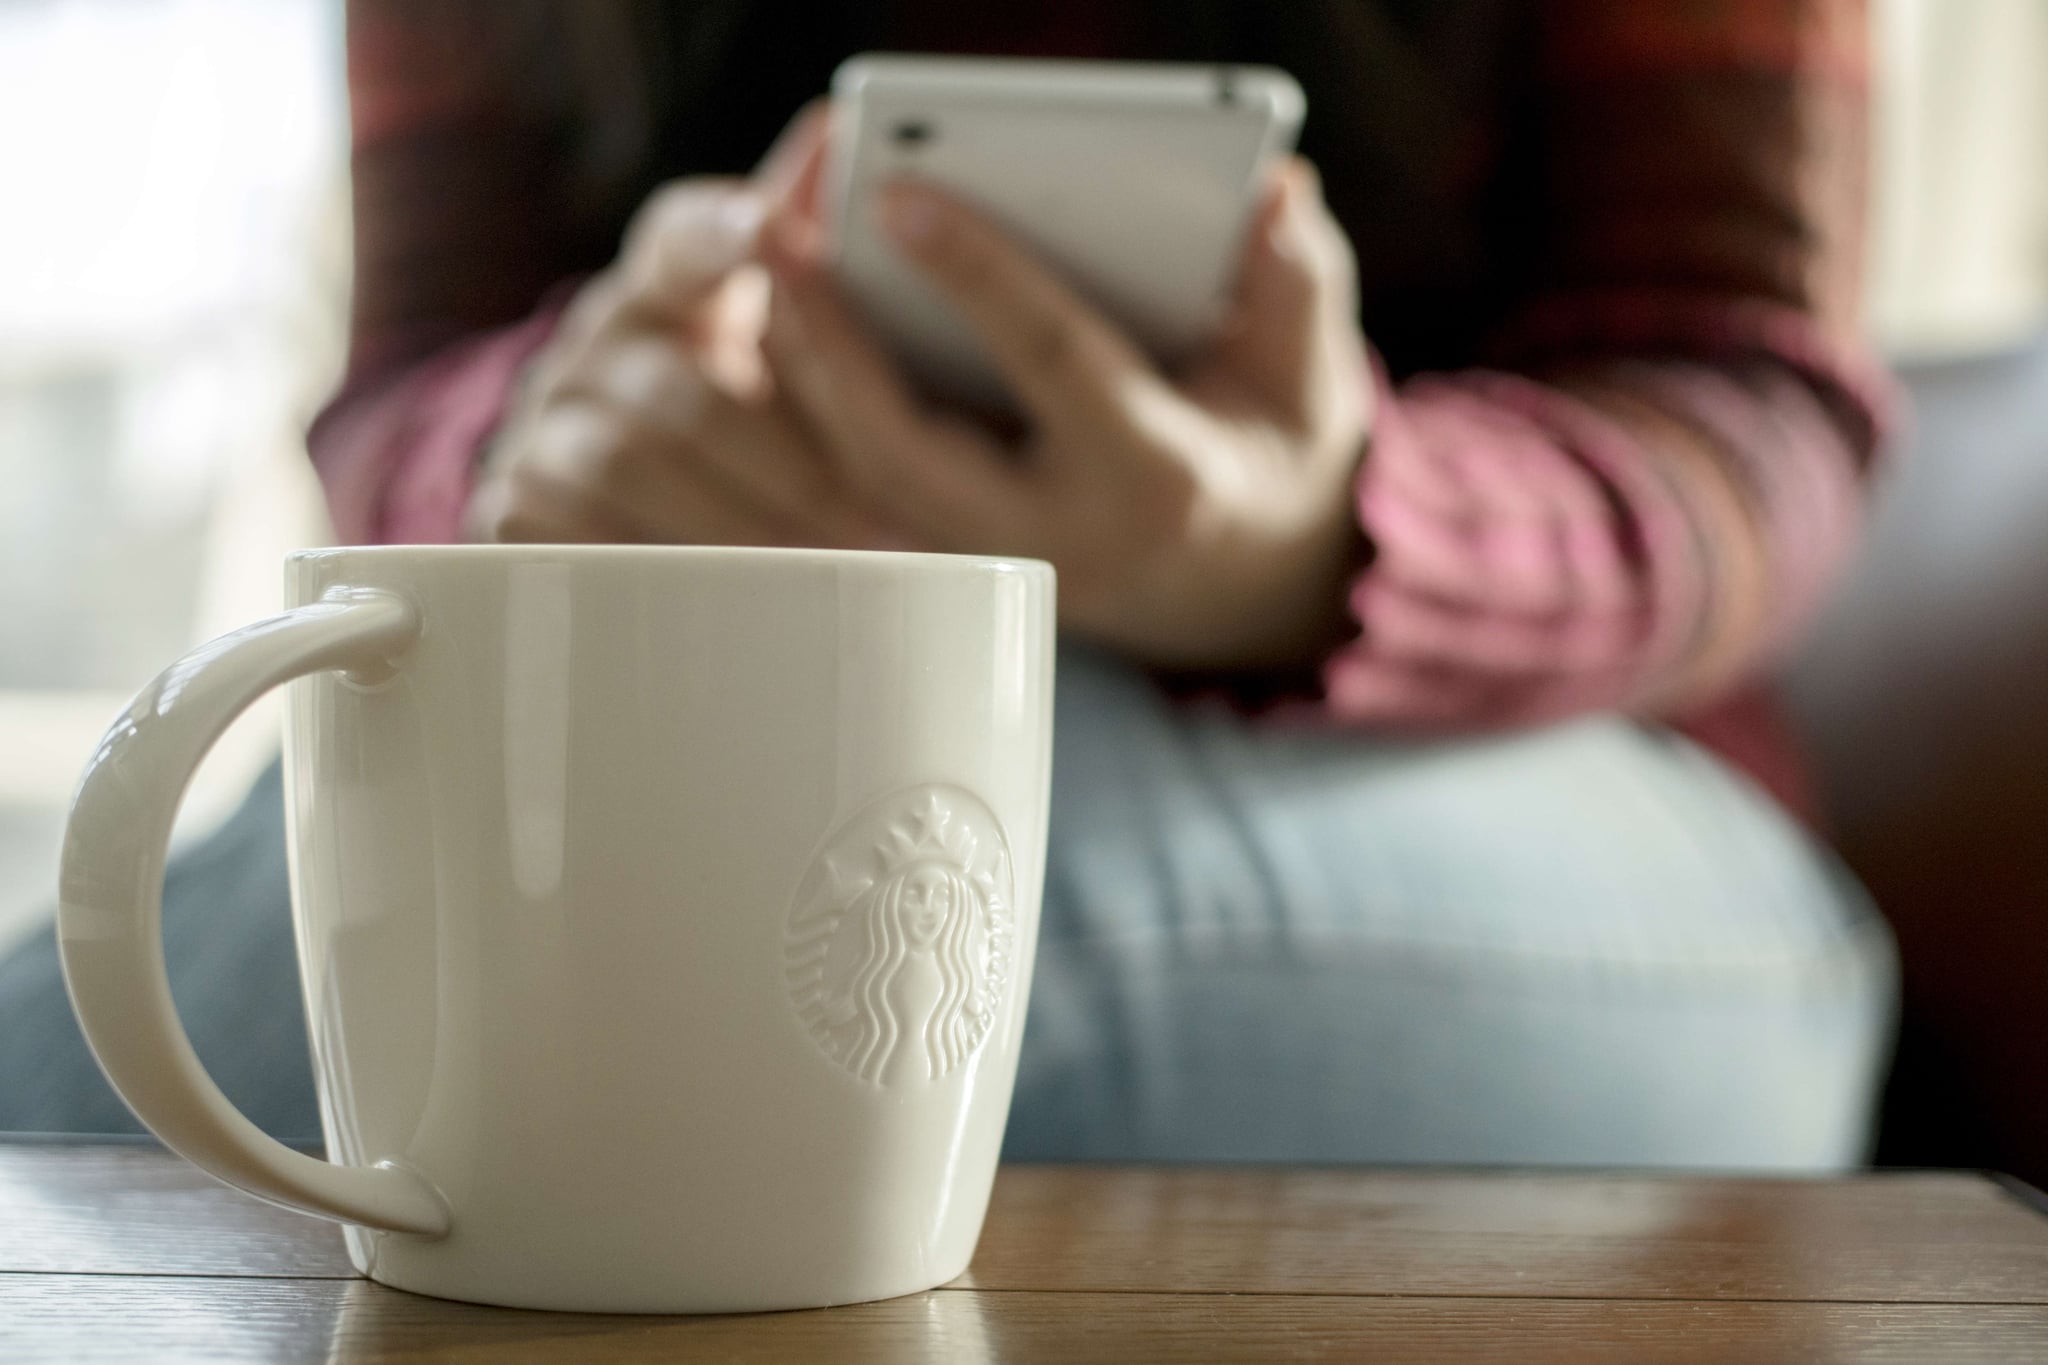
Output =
[{"x1": 1324, "y1": 309, "x2": 1891, "y2": 729}]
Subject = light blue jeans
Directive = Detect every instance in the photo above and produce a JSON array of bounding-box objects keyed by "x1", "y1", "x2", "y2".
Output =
[
  {"x1": 0, "y1": 648, "x2": 1895, "y2": 1169},
  {"x1": 1008, "y1": 649, "x2": 1895, "y2": 1168}
]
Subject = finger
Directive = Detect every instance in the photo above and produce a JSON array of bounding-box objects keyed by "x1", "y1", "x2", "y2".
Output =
[
  {"x1": 566, "y1": 333, "x2": 896, "y2": 548},
  {"x1": 516, "y1": 400, "x2": 803, "y2": 547},
  {"x1": 760, "y1": 224, "x2": 1024, "y2": 549},
  {"x1": 754, "y1": 99, "x2": 831, "y2": 224},
  {"x1": 548, "y1": 337, "x2": 898, "y2": 549},
  {"x1": 754, "y1": 99, "x2": 832, "y2": 227},
  {"x1": 876, "y1": 182, "x2": 1159, "y2": 435},
  {"x1": 680, "y1": 395, "x2": 891, "y2": 548},
  {"x1": 1281, "y1": 158, "x2": 1360, "y2": 327},
  {"x1": 755, "y1": 99, "x2": 829, "y2": 192},
  {"x1": 763, "y1": 283, "x2": 1009, "y2": 550},
  {"x1": 599, "y1": 111, "x2": 827, "y2": 372},
  {"x1": 469, "y1": 458, "x2": 647, "y2": 545},
  {"x1": 1216, "y1": 167, "x2": 1313, "y2": 401}
]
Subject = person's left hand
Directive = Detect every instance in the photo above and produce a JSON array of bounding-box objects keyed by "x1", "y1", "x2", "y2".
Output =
[{"x1": 759, "y1": 160, "x2": 1374, "y2": 671}]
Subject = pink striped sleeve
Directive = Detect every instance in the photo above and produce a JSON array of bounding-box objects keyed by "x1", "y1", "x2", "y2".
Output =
[
  {"x1": 1327, "y1": 362, "x2": 1692, "y2": 726},
  {"x1": 1322, "y1": 301, "x2": 1894, "y2": 731},
  {"x1": 307, "y1": 303, "x2": 567, "y2": 545}
]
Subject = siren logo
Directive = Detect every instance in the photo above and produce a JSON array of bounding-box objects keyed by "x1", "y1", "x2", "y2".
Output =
[{"x1": 785, "y1": 786, "x2": 1014, "y2": 1087}]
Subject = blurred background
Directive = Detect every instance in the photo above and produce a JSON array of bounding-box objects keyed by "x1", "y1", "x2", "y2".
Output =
[
  {"x1": 0, "y1": 0, "x2": 341, "y2": 950},
  {"x1": 1, "y1": 0, "x2": 2044, "y2": 1173}
]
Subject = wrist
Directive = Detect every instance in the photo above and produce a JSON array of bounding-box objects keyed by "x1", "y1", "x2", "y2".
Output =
[{"x1": 1078, "y1": 469, "x2": 1368, "y2": 674}]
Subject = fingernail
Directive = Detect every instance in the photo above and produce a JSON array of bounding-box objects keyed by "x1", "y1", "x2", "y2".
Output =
[{"x1": 879, "y1": 184, "x2": 944, "y2": 248}]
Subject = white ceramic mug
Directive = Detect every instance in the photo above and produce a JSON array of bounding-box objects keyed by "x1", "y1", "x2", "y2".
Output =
[{"x1": 57, "y1": 545, "x2": 1055, "y2": 1313}]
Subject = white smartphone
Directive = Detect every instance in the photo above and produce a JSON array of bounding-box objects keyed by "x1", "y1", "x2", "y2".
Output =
[{"x1": 826, "y1": 54, "x2": 1305, "y2": 410}]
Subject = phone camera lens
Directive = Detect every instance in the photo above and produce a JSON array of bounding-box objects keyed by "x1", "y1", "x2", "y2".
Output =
[{"x1": 892, "y1": 119, "x2": 935, "y2": 149}]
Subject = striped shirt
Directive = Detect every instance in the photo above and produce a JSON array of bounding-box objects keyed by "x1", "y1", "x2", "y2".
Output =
[{"x1": 312, "y1": 0, "x2": 1896, "y2": 820}]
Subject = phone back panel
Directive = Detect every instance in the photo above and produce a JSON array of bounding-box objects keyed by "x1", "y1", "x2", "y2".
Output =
[{"x1": 828, "y1": 56, "x2": 1303, "y2": 409}]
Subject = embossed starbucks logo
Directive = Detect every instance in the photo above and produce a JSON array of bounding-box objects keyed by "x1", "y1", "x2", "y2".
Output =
[{"x1": 785, "y1": 786, "x2": 1014, "y2": 1087}]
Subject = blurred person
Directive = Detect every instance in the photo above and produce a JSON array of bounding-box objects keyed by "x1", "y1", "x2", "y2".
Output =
[{"x1": 0, "y1": 0, "x2": 1898, "y2": 1166}]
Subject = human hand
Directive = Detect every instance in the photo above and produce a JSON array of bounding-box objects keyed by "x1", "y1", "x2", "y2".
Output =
[
  {"x1": 466, "y1": 107, "x2": 889, "y2": 548},
  {"x1": 760, "y1": 159, "x2": 1373, "y2": 671}
]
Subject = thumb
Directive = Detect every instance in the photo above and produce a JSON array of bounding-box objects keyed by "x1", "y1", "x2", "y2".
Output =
[
  {"x1": 754, "y1": 99, "x2": 831, "y2": 225},
  {"x1": 621, "y1": 179, "x2": 764, "y2": 322},
  {"x1": 1212, "y1": 159, "x2": 1356, "y2": 423},
  {"x1": 620, "y1": 103, "x2": 832, "y2": 321}
]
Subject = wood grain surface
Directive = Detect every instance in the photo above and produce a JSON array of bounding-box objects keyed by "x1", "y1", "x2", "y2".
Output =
[
  {"x1": 0, "y1": 1143, "x2": 352, "y2": 1278},
  {"x1": 6, "y1": 1278, "x2": 2048, "y2": 1364},
  {"x1": 971, "y1": 1164, "x2": 2048, "y2": 1303},
  {"x1": 4, "y1": 1140, "x2": 2045, "y2": 1363}
]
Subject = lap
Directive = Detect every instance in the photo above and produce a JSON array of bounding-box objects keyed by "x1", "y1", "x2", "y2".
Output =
[{"x1": 1009, "y1": 647, "x2": 1896, "y2": 1167}]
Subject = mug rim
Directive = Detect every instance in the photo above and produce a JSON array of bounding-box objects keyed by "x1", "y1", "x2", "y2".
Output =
[{"x1": 289, "y1": 543, "x2": 1054, "y2": 578}]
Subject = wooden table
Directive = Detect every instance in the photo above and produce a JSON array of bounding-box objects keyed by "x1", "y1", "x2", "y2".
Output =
[{"x1": 4, "y1": 1139, "x2": 2046, "y2": 1362}]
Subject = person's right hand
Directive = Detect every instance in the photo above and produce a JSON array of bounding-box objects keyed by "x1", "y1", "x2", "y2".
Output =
[{"x1": 466, "y1": 109, "x2": 888, "y2": 548}]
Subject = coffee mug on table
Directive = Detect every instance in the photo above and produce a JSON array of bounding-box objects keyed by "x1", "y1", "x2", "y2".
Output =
[{"x1": 57, "y1": 545, "x2": 1055, "y2": 1313}]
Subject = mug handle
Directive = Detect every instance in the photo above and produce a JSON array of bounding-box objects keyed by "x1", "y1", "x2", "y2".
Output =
[{"x1": 57, "y1": 588, "x2": 450, "y2": 1237}]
